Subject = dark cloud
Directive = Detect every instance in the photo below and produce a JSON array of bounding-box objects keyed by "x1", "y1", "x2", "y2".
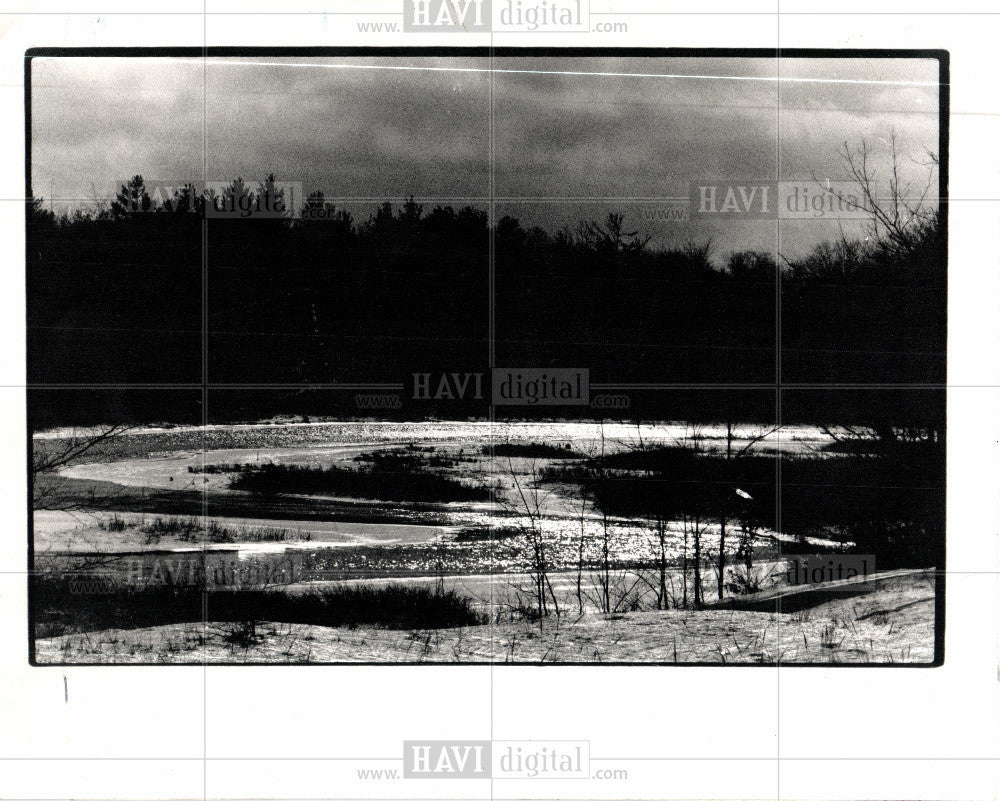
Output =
[{"x1": 31, "y1": 54, "x2": 939, "y2": 258}]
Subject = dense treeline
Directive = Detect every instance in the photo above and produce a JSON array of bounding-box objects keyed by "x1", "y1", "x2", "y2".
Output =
[
  {"x1": 543, "y1": 439, "x2": 944, "y2": 568},
  {"x1": 27, "y1": 170, "x2": 944, "y2": 426}
]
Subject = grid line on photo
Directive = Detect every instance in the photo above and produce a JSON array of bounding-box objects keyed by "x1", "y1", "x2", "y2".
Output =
[
  {"x1": 5, "y1": 8, "x2": 1000, "y2": 12},
  {"x1": 776, "y1": 23, "x2": 783, "y2": 798},
  {"x1": 488, "y1": 39, "x2": 496, "y2": 764},
  {"x1": 201, "y1": 25, "x2": 209, "y2": 801},
  {"x1": 3, "y1": 753, "x2": 1000, "y2": 761}
]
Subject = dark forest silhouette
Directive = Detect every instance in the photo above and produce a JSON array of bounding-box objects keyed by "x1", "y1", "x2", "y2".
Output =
[
  {"x1": 27, "y1": 168, "x2": 947, "y2": 571},
  {"x1": 27, "y1": 162, "x2": 944, "y2": 429}
]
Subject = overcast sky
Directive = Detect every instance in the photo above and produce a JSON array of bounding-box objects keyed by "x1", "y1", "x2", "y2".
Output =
[{"x1": 31, "y1": 55, "x2": 940, "y2": 259}]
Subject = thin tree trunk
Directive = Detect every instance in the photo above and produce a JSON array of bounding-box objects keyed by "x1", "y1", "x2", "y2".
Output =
[
  {"x1": 717, "y1": 515, "x2": 726, "y2": 601},
  {"x1": 718, "y1": 420, "x2": 733, "y2": 601},
  {"x1": 577, "y1": 494, "x2": 586, "y2": 614},
  {"x1": 658, "y1": 517, "x2": 667, "y2": 610},
  {"x1": 602, "y1": 511, "x2": 611, "y2": 614},
  {"x1": 693, "y1": 515, "x2": 702, "y2": 608},
  {"x1": 682, "y1": 515, "x2": 689, "y2": 608}
]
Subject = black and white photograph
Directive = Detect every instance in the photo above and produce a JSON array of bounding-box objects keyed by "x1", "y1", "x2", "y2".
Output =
[
  {"x1": 7, "y1": 5, "x2": 1000, "y2": 801},
  {"x1": 27, "y1": 49, "x2": 947, "y2": 666}
]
